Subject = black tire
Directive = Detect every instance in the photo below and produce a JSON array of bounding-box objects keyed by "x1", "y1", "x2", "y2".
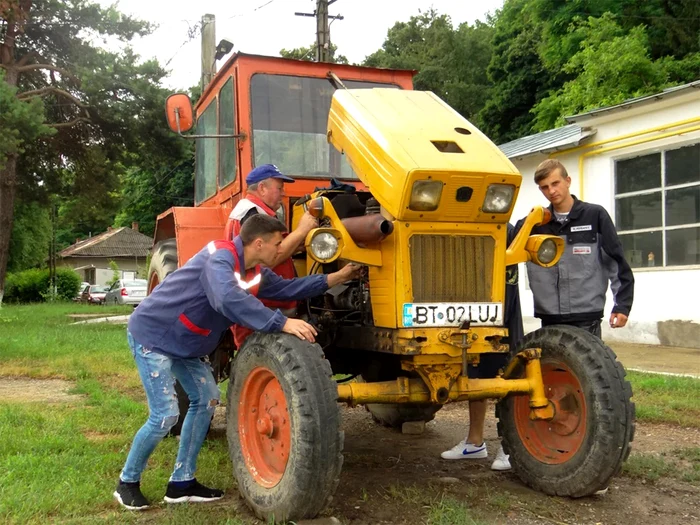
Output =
[
  {"x1": 357, "y1": 372, "x2": 441, "y2": 428},
  {"x1": 227, "y1": 333, "x2": 343, "y2": 523},
  {"x1": 147, "y1": 238, "x2": 178, "y2": 293},
  {"x1": 366, "y1": 403, "x2": 442, "y2": 428},
  {"x1": 358, "y1": 376, "x2": 441, "y2": 427},
  {"x1": 497, "y1": 325, "x2": 635, "y2": 497}
]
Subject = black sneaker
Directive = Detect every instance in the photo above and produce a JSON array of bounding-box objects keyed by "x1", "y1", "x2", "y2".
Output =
[
  {"x1": 164, "y1": 479, "x2": 224, "y2": 503},
  {"x1": 113, "y1": 480, "x2": 150, "y2": 510}
]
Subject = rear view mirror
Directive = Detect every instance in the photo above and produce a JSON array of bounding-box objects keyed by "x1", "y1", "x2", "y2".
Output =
[{"x1": 165, "y1": 93, "x2": 194, "y2": 134}]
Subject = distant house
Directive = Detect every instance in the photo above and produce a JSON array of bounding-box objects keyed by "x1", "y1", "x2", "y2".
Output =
[
  {"x1": 498, "y1": 79, "x2": 700, "y2": 346},
  {"x1": 59, "y1": 223, "x2": 152, "y2": 285}
]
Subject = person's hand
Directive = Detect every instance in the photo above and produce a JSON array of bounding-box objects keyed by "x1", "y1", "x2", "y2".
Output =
[
  {"x1": 327, "y1": 263, "x2": 362, "y2": 287},
  {"x1": 297, "y1": 211, "x2": 319, "y2": 235},
  {"x1": 610, "y1": 312, "x2": 628, "y2": 328},
  {"x1": 282, "y1": 318, "x2": 318, "y2": 342}
]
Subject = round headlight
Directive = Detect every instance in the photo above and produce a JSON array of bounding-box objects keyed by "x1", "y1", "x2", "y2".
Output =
[
  {"x1": 310, "y1": 232, "x2": 339, "y2": 261},
  {"x1": 482, "y1": 184, "x2": 515, "y2": 213},
  {"x1": 537, "y1": 238, "x2": 557, "y2": 265}
]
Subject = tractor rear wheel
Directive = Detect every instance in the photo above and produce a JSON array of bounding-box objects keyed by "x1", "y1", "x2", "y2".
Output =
[
  {"x1": 147, "y1": 238, "x2": 178, "y2": 293},
  {"x1": 227, "y1": 333, "x2": 343, "y2": 522},
  {"x1": 497, "y1": 325, "x2": 635, "y2": 497}
]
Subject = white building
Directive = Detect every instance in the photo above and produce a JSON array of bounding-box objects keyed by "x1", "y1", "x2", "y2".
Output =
[{"x1": 499, "y1": 80, "x2": 700, "y2": 347}]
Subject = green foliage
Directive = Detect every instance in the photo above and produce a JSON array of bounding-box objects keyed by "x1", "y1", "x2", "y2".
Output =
[
  {"x1": 4, "y1": 269, "x2": 47, "y2": 304},
  {"x1": 7, "y1": 200, "x2": 51, "y2": 272},
  {"x1": 107, "y1": 260, "x2": 120, "y2": 287},
  {"x1": 0, "y1": 70, "x2": 54, "y2": 169},
  {"x1": 4, "y1": 268, "x2": 81, "y2": 303},
  {"x1": 478, "y1": 0, "x2": 700, "y2": 143},
  {"x1": 363, "y1": 10, "x2": 494, "y2": 121},
  {"x1": 280, "y1": 42, "x2": 349, "y2": 64},
  {"x1": 531, "y1": 15, "x2": 668, "y2": 131}
]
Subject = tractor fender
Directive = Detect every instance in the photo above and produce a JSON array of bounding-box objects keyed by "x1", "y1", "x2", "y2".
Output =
[{"x1": 153, "y1": 206, "x2": 229, "y2": 266}]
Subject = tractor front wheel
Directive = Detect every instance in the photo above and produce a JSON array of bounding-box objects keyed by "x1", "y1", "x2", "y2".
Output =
[
  {"x1": 497, "y1": 325, "x2": 635, "y2": 497},
  {"x1": 227, "y1": 333, "x2": 343, "y2": 522}
]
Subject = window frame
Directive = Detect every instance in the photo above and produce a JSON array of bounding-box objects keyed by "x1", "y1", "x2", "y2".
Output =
[
  {"x1": 613, "y1": 141, "x2": 700, "y2": 269},
  {"x1": 248, "y1": 73, "x2": 401, "y2": 180},
  {"x1": 218, "y1": 75, "x2": 237, "y2": 190},
  {"x1": 194, "y1": 99, "x2": 219, "y2": 205}
]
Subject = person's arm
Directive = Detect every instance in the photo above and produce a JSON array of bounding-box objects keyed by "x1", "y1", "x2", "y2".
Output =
[
  {"x1": 200, "y1": 250, "x2": 287, "y2": 332},
  {"x1": 258, "y1": 263, "x2": 361, "y2": 301},
  {"x1": 274, "y1": 212, "x2": 318, "y2": 264},
  {"x1": 598, "y1": 208, "x2": 634, "y2": 326}
]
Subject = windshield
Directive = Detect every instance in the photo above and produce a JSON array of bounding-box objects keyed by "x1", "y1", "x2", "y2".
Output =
[
  {"x1": 90, "y1": 286, "x2": 108, "y2": 293},
  {"x1": 251, "y1": 75, "x2": 399, "y2": 179}
]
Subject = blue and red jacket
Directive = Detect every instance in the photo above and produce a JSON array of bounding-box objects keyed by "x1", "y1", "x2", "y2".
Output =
[{"x1": 128, "y1": 237, "x2": 328, "y2": 359}]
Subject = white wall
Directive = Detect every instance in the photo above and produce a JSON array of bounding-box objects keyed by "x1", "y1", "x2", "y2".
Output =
[{"x1": 508, "y1": 92, "x2": 700, "y2": 343}]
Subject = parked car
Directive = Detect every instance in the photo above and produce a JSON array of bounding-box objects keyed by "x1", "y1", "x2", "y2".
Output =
[
  {"x1": 74, "y1": 282, "x2": 90, "y2": 302},
  {"x1": 80, "y1": 284, "x2": 108, "y2": 305},
  {"x1": 104, "y1": 279, "x2": 148, "y2": 306}
]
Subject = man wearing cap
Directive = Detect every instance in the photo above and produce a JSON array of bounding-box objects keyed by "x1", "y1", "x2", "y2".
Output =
[{"x1": 228, "y1": 164, "x2": 318, "y2": 346}]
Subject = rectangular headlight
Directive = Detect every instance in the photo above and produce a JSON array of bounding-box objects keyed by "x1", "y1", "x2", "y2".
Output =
[
  {"x1": 482, "y1": 184, "x2": 515, "y2": 213},
  {"x1": 409, "y1": 180, "x2": 443, "y2": 211}
]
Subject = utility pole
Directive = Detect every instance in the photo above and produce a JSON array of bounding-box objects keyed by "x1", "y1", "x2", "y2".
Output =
[
  {"x1": 295, "y1": 0, "x2": 343, "y2": 63},
  {"x1": 201, "y1": 13, "x2": 216, "y2": 91}
]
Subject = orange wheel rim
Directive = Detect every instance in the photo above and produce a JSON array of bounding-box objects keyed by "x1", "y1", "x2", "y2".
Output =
[
  {"x1": 238, "y1": 367, "x2": 291, "y2": 487},
  {"x1": 148, "y1": 274, "x2": 159, "y2": 294},
  {"x1": 514, "y1": 360, "x2": 587, "y2": 464}
]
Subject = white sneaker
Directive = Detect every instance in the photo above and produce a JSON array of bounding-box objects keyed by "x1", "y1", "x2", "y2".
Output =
[
  {"x1": 491, "y1": 445, "x2": 511, "y2": 471},
  {"x1": 441, "y1": 439, "x2": 488, "y2": 460}
]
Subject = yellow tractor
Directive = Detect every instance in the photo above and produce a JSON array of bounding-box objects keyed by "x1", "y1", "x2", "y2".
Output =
[{"x1": 223, "y1": 86, "x2": 635, "y2": 522}]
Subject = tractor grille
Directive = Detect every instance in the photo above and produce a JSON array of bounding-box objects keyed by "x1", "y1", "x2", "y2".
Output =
[{"x1": 410, "y1": 235, "x2": 494, "y2": 302}]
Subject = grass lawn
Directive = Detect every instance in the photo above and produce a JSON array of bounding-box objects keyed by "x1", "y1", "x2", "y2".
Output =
[
  {"x1": 1, "y1": 303, "x2": 698, "y2": 524},
  {"x1": 0, "y1": 303, "x2": 241, "y2": 524},
  {"x1": 627, "y1": 371, "x2": 700, "y2": 428}
]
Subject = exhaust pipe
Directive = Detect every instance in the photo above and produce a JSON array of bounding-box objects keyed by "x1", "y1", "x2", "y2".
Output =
[{"x1": 341, "y1": 214, "x2": 394, "y2": 245}]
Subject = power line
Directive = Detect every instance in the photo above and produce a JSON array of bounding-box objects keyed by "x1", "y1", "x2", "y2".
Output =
[{"x1": 229, "y1": 0, "x2": 277, "y2": 19}]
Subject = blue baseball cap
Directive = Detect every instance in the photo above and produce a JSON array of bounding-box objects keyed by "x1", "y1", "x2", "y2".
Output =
[{"x1": 246, "y1": 164, "x2": 295, "y2": 185}]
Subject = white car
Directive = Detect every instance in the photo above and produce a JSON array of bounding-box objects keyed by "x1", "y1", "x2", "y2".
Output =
[{"x1": 104, "y1": 279, "x2": 148, "y2": 306}]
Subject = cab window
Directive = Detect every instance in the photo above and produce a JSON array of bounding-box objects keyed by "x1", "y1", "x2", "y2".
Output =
[
  {"x1": 195, "y1": 101, "x2": 217, "y2": 203},
  {"x1": 250, "y1": 74, "x2": 398, "y2": 179}
]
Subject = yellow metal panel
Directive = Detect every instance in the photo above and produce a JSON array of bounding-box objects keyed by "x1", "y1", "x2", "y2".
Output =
[
  {"x1": 393, "y1": 221, "x2": 507, "y2": 327},
  {"x1": 328, "y1": 89, "x2": 521, "y2": 221}
]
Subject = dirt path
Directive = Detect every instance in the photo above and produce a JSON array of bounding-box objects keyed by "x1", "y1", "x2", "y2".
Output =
[
  {"x1": 324, "y1": 403, "x2": 700, "y2": 525},
  {"x1": 606, "y1": 342, "x2": 700, "y2": 377}
]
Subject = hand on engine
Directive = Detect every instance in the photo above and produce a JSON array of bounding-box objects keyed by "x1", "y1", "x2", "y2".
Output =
[{"x1": 327, "y1": 263, "x2": 362, "y2": 287}]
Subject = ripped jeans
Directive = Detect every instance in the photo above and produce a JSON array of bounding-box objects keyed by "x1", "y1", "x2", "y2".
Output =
[{"x1": 120, "y1": 330, "x2": 220, "y2": 483}]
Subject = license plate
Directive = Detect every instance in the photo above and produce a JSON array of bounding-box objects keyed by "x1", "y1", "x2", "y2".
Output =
[
  {"x1": 132, "y1": 291, "x2": 145, "y2": 297},
  {"x1": 402, "y1": 303, "x2": 503, "y2": 327}
]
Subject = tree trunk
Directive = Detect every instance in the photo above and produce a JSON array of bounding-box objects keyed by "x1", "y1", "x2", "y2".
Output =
[{"x1": 0, "y1": 154, "x2": 18, "y2": 306}]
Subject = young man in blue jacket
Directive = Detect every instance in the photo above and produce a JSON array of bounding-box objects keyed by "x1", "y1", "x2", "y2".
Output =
[{"x1": 114, "y1": 214, "x2": 359, "y2": 510}]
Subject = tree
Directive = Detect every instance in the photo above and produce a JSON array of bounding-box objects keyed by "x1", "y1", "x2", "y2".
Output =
[
  {"x1": 363, "y1": 9, "x2": 494, "y2": 122},
  {"x1": 0, "y1": 1, "x2": 183, "y2": 303},
  {"x1": 7, "y1": 199, "x2": 51, "y2": 272},
  {"x1": 531, "y1": 15, "x2": 668, "y2": 131},
  {"x1": 280, "y1": 42, "x2": 348, "y2": 64},
  {"x1": 478, "y1": 0, "x2": 700, "y2": 143}
]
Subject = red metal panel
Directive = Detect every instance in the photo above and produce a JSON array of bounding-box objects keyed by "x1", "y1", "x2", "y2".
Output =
[{"x1": 169, "y1": 207, "x2": 229, "y2": 266}]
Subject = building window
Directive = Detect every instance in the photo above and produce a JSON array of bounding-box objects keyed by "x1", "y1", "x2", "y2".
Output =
[{"x1": 615, "y1": 143, "x2": 700, "y2": 268}]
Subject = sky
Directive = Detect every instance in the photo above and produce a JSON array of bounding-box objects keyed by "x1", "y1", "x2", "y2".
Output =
[{"x1": 99, "y1": 0, "x2": 504, "y2": 90}]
